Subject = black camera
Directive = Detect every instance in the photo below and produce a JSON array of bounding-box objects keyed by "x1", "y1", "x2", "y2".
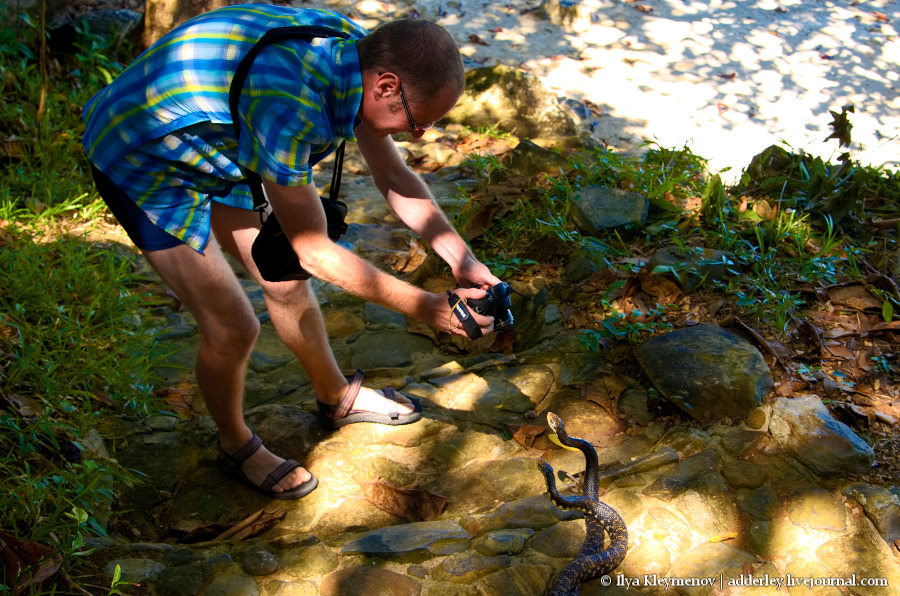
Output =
[
  {"x1": 467, "y1": 282, "x2": 514, "y2": 330},
  {"x1": 251, "y1": 197, "x2": 348, "y2": 283}
]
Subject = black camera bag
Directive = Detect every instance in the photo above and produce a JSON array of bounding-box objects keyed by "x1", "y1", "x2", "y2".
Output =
[{"x1": 229, "y1": 25, "x2": 351, "y2": 282}]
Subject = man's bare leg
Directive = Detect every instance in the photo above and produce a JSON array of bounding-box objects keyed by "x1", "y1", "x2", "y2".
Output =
[
  {"x1": 209, "y1": 202, "x2": 414, "y2": 414},
  {"x1": 141, "y1": 237, "x2": 311, "y2": 494}
]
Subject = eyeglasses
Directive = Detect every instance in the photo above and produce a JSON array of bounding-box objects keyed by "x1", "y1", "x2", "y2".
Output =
[{"x1": 398, "y1": 84, "x2": 433, "y2": 133}]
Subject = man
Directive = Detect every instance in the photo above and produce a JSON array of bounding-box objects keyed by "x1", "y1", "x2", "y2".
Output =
[{"x1": 82, "y1": 4, "x2": 499, "y2": 500}]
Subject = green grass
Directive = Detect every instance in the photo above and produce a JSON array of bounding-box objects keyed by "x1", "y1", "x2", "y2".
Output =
[
  {"x1": 0, "y1": 227, "x2": 171, "y2": 593},
  {"x1": 0, "y1": 13, "x2": 167, "y2": 594}
]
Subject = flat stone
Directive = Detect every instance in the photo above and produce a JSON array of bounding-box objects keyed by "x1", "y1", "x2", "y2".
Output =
[
  {"x1": 349, "y1": 330, "x2": 435, "y2": 370},
  {"x1": 643, "y1": 507, "x2": 693, "y2": 559},
  {"x1": 237, "y1": 547, "x2": 279, "y2": 576},
  {"x1": 280, "y1": 544, "x2": 338, "y2": 577},
  {"x1": 530, "y1": 519, "x2": 586, "y2": 558},
  {"x1": 464, "y1": 495, "x2": 582, "y2": 536},
  {"x1": 152, "y1": 564, "x2": 204, "y2": 596},
  {"x1": 737, "y1": 486, "x2": 780, "y2": 521},
  {"x1": 320, "y1": 567, "x2": 421, "y2": 596},
  {"x1": 815, "y1": 524, "x2": 900, "y2": 595},
  {"x1": 263, "y1": 579, "x2": 317, "y2": 596},
  {"x1": 842, "y1": 483, "x2": 900, "y2": 543},
  {"x1": 474, "y1": 564, "x2": 554, "y2": 596},
  {"x1": 769, "y1": 395, "x2": 875, "y2": 476},
  {"x1": 430, "y1": 553, "x2": 511, "y2": 584},
  {"x1": 340, "y1": 519, "x2": 469, "y2": 556},
  {"x1": 668, "y1": 542, "x2": 755, "y2": 595},
  {"x1": 646, "y1": 449, "x2": 726, "y2": 496},
  {"x1": 619, "y1": 540, "x2": 672, "y2": 579},
  {"x1": 471, "y1": 529, "x2": 533, "y2": 555},
  {"x1": 205, "y1": 567, "x2": 260, "y2": 596},
  {"x1": 721, "y1": 460, "x2": 766, "y2": 489},
  {"x1": 105, "y1": 558, "x2": 165, "y2": 584},
  {"x1": 787, "y1": 488, "x2": 846, "y2": 532}
]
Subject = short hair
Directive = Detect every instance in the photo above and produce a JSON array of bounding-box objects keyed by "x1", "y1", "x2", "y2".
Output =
[{"x1": 357, "y1": 19, "x2": 464, "y2": 103}]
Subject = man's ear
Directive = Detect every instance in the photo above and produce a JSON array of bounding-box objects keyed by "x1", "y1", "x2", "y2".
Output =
[{"x1": 372, "y1": 71, "x2": 402, "y2": 99}]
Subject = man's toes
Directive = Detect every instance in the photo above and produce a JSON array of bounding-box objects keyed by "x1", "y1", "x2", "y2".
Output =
[{"x1": 280, "y1": 467, "x2": 311, "y2": 491}]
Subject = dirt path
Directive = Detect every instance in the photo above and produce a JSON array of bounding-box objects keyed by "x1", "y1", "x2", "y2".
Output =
[{"x1": 322, "y1": 0, "x2": 899, "y2": 181}]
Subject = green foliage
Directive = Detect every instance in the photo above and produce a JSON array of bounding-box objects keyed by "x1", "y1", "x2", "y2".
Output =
[
  {"x1": 0, "y1": 227, "x2": 169, "y2": 590},
  {"x1": 0, "y1": 9, "x2": 127, "y2": 216}
]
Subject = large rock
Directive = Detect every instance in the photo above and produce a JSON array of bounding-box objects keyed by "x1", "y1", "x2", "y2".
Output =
[
  {"x1": 634, "y1": 325, "x2": 773, "y2": 421},
  {"x1": 444, "y1": 65, "x2": 579, "y2": 139},
  {"x1": 769, "y1": 395, "x2": 875, "y2": 476},
  {"x1": 570, "y1": 186, "x2": 649, "y2": 236}
]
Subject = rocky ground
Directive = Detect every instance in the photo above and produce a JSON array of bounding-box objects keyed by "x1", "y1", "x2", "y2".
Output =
[
  {"x1": 54, "y1": 0, "x2": 900, "y2": 594},
  {"x1": 86, "y1": 144, "x2": 900, "y2": 595}
]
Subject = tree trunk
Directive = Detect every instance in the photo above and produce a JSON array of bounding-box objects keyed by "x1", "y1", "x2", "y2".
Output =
[{"x1": 142, "y1": 0, "x2": 230, "y2": 47}]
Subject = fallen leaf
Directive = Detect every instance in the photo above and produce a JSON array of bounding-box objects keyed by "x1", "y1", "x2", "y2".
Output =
[
  {"x1": 468, "y1": 34, "x2": 490, "y2": 46},
  {"x1": 359, "y1": 480, "x2": 447, "y2": 521},
  {"x1": 872, "y1": 11, "x2": 889, "y2": 22},
  {"x1": 392, "y1": 238, "x2": 428, "y2": 273},
  {"x1": 489, "y1": 327, "x2": 517, "y2": 354},
  {"x1": 827, "y1": 284, "x2": 882, "y2": 312},
  {"x1": 504, "y1": 423, "x2": 545, "y2": 448},
  {"x1": 156, "y1": 384, "x2": 201, "y2": 418},
  {"x1": 0, "y1": 530, "x2": 63, "y2": 595},
  {"x1": 717, "y1": 72, "x2": 737, "y2": 80},
  {"x1": 709, "y1": 532, "x2": 738, "y2": 543},
  {"x1": 633, "y1": 4, "x2": 653, "y2": 13}
]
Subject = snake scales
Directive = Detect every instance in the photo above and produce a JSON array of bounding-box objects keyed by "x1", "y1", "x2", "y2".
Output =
[{"x1": 537, "y1": 412, "x2": 628, "y2": 596}]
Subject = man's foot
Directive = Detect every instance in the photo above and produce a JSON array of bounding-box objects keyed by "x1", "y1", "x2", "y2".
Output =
[
  {"x1": 217, "y1": 434, "x2": 318, "y2": 500},
  {"x1": 318, "y1": 370, "x2": 423, "y2": 430}
]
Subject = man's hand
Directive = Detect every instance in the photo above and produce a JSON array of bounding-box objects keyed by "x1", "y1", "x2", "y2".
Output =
[
  {"x1": 427, "y1": 287, "x2": 494, "y2": 338},
  {"x1": 451, "y1": 253, "x2": 502, "y2": 290}
]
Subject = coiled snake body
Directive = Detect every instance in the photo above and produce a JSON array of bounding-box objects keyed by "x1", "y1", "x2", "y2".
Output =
[{"x1": 537, "y1": 412, "x2": 628, "y2": 596}]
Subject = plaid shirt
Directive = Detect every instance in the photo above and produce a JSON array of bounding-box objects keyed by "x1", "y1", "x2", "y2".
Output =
[{"x1": 82, "y1": 4, "x2": 367, "y2": 251}]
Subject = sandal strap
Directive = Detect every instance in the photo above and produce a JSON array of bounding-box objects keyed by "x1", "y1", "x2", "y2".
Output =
[
  {"x1": 260, "y1": 459, "x2": 301, "y2": 492},
  {"x1": 220, "y1": 434, "x2": 262, "y2": 467},
  {"x1": 382, "y1": 387, "x2": 401, "y2": 420},
  {"x1": 335, "y1": 369, "x2": 365, "y2": 419}
]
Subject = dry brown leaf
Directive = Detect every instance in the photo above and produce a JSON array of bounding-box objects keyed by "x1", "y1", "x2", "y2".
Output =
[
  {"x1": 359, "y1": 480, "x2": 447, "y2": 521},
  {"x1": 489, "y1": 327, "x2": 517, "y2": 354},
  {"x1": 504, "y1": 423, "x2": 545, "y2": 448},
  {"x1": 0, "y1": 530, "x2": 63, "y2": 595},
  {"x1": 827, "y1": 284, "x2": 883, "y2": 311},
  {"x1": 392, "y1": 238, "x2": 428, "y2": 273},
  {"x1": 156, "y1": 384, "x2": 201, "y2": 418}
]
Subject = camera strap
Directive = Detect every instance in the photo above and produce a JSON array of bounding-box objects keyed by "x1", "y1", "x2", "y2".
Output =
[
  {"x1": 446, "y1": 291, "x2": 483, "y2": 339},
  {"x1": 228, "y1": 25, "x2": 351, "y2": 221}
]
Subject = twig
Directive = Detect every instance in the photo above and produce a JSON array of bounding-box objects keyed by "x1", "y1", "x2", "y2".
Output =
[{"x1": 36, "y1": 0, "x2": 48, "y2": 130}]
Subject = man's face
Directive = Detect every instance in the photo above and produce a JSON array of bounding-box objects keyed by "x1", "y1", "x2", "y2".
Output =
[{"x1": 361, "y1": 73, "x2": 460, "y2": 138}]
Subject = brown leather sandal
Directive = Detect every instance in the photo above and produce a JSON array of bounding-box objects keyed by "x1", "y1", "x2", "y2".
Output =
[
  {"x1": 317, "y1": 370, "x2": 422, "y2": 431},
  {"x1": 217, "y1": 434, "x2": 318, "y2": 500}
]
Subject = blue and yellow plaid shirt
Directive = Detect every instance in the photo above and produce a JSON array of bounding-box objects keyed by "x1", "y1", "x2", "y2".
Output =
[{"x1": 82, "y1": 4, "x2": 367, "y2": 251}]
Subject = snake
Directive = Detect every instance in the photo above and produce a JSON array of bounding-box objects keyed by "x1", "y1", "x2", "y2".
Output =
[{"x1": 537, "y1": 412, "x2": 628, "y2": 596}]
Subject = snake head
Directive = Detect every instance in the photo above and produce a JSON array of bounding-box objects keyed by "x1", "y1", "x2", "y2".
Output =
[{"x1": 546, "y1": 411, "x2": 564, "y2": 434}]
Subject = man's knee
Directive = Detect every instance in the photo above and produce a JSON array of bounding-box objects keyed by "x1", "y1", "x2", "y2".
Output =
[{"x1": 204, "y1": 311, "x2": 261, "y2": 354}]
